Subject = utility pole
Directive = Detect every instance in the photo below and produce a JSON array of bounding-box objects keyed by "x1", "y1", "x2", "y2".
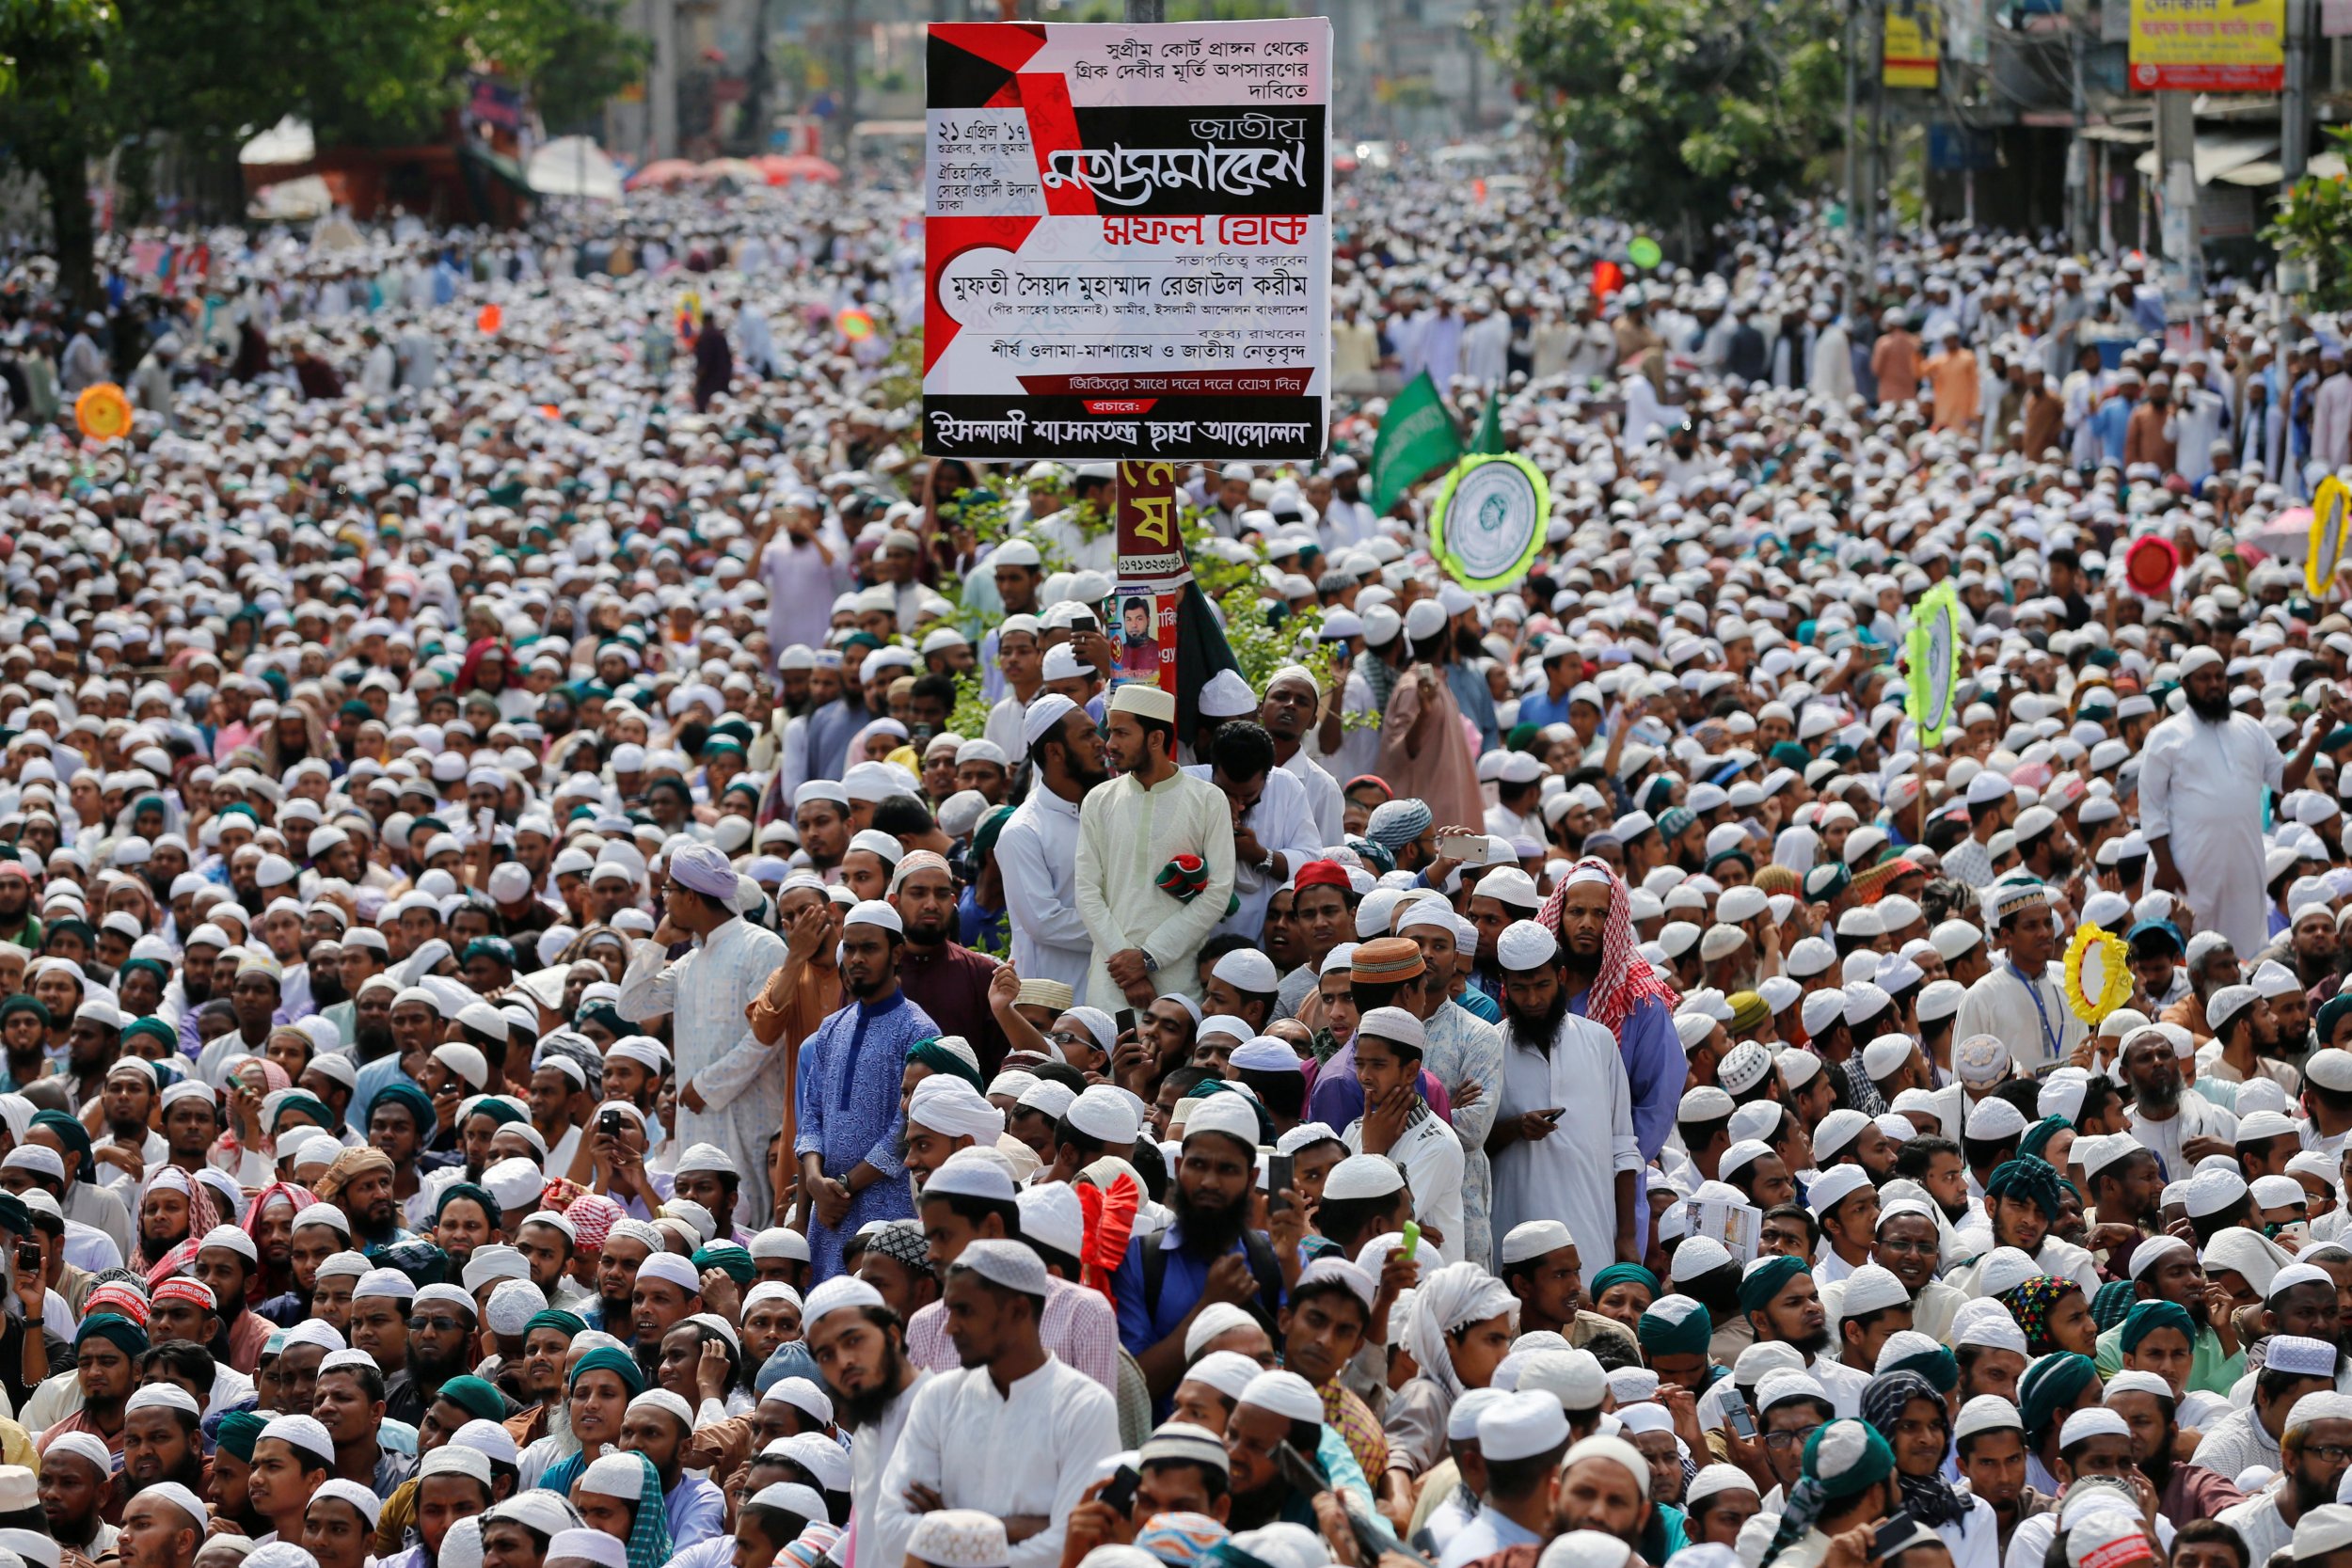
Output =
[
  {"x1": 1844, "y1": 0, "x2": 1862, "y2": 299},
  {"x1": 2067, "y1": 20, "x2": 2092, "y2": 253},
  {"x1": 2285, "y1": 0, "x2": 2312, "y2": 189},
  {"x1": 2153, "y1": 88, "x2": 2201, "y2": 322},
  {"x1": 836, "y1": 0, "x2": 858, "y2": 181},
  {"x1": 650, "y1": 0, "x2": 678, "y2": 161}
]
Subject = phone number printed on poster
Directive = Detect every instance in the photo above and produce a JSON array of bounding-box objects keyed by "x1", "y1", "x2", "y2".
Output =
[{"x1": 922, "y1": 18, "x2": 1332, "y2": 461}]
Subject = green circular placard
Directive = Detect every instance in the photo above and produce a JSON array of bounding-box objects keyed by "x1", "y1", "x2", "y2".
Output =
[{"x1": 1431, "y1": 453, "x2": 1550, "y2": 593}]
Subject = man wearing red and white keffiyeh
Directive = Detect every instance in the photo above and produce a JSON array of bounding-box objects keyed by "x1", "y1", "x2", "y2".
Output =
[{"x1": 1521, "y1": 858, "x2": 1686, "y2": 1258}]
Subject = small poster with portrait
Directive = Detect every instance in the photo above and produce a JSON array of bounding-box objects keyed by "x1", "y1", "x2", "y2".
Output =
[{"x1": 1111, "y1": 589, "x2": 1175, "y2": 692}]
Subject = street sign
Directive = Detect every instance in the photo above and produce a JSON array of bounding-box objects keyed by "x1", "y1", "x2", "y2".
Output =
[{"x1": 920, "y1": 18, "x2": 1333, "y2": 462}]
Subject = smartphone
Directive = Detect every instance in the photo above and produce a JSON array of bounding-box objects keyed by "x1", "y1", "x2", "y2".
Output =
[
  {"x1": 13, "y1": 1242, "x2": 36, "y2": 1275},
  {"x1": 1400, "y1": 1220, "x2": 1421, "y2": 1262},
  {"x1": 1871, "y1": 1511, "x2": 1916, "y2": 1560},
  {"x1": 1115, "y1": 1007, "x2": 1137, "y2": 1036},
  {"x1": 476, "y1": 808, "x2": 495, "y2": 837},
  {"x1": 1268, "y1": 1153, "x2": 1295, "y2": 1212},
  {"x1": 597, "y1": 1109, "x2": 625, "y2": 1137},
  {"x1": 1722, "y1": 1392, "x2": 1756, "y2": 1439},
  {"x1": 1436, "y1": 831, "x2": 1487, "y2": 864},
  {"x1": 1099, "y1": 1463, "x2": 1140, "y2": 1516}
]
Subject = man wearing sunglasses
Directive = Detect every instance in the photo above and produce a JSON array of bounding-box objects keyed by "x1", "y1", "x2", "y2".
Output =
[{"x1": 383, "y1": 1282, "x2": 480, "y2": 1426}]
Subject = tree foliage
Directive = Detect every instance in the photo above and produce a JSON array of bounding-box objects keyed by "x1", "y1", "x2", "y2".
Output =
[
  {"x1": 1502, "y1": 0, "x2": 1845, "y2": 234},
  {"x1": 2265, "y1": 127, "x2": 2352, "y2": 311},
  {"x1": 0, "y1": 0, "x2": 644, "y2": 302}
]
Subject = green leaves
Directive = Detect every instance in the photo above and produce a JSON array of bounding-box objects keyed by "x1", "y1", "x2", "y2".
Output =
[
  {"x1": 1502, "y1": 0, "x2": 1844, "y2": 230},
  {"x1": 2265, "y1": 127, "x2": 2352, "y2": 310}
]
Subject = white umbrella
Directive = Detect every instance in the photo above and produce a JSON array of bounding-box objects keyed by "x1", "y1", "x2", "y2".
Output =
[{"x1": 528, "y1": 136, "x2": 623, "y2": 201}]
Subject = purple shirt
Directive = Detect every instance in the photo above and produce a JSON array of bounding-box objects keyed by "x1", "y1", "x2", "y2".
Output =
[{"x1": 759, "y1": 536, "x2": 850, "y2": 657}]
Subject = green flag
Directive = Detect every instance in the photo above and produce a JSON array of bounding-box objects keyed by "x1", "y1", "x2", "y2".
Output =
[
  {"x1": 1369, "y1": 370, "x2": 1463, "y2": 515},
  {"x1": 1469, "y1": 392, "x2": 1503, "y2": 455}
]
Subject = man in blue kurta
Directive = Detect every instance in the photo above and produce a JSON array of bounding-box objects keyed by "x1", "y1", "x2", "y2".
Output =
[{"x1": 793, "y1": 898, "x2": 937, "y2": 1282}]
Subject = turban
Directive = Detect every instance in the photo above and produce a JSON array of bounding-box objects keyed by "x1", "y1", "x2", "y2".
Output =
[
  {"x1": 667, "y1": 842, "x2": 739, "y2": 900},
  {"x1": 1739, "y1": 1255, "x2": 1810, "y2": 1315},
  {"x1": 525, "y1": 1309, "x2": 587, "y2": 1341},
  {"x1": 215, "y1": 1409, "x2": 267, "y2": 1464},
  {"x1": 437, "y1": 1182, "x2": 503, "y2": 1228},
  {"x1": 1985, "y1": 1156, "x2": 2065, "y2": 1222},
  {"x1": 2018, "y1": 1352, "x2": 2099, "y2": 1443},
  {"x1": 693, "y1": 1243, "x2": 755, "y2": 1287},
  {"x1": 123, "y1": 1016, "x2": 176, "y2": 1053},
  {"x1": 1402, "y1": 1261, "x2": 1519, "y2": 1401},
  {"x1": 0, "y1": 997, "x2": 47, "y2": 1027},
  {"x1": 568, "y1": 1345, "x2": 647, "y2": 1397},
  {"x1": 270, "y1": 1094, "x2": 338, "y2": 1134},
  {"x1": 2320, "y1": 994, "x2": 2352, "y2": 1051},
  {"x1": 2016, "y1": 1117, "x2": 2072, "y2": 1165},
  {"x1": 466, "y1": 1098, "x2": 529, "y2": 1130},
  {"x1": 1590, "y1": 1262, "x2": 1659, "y2": 1300},
  {"x1": 368, "y1": 1083, "x2": 436, "y2": 1137},
  {"x1": 74, "y1": 1312, "x2": 147, "y2": 1361},
  {"x1": 31, "y1": 1111, "x2": 91, "y2": 1182},
  {"x1": 313, "y1": 1148, "x2": 395, "y2": 1209},
  {"x1": 1637, "y1": 1295, "x2": 1714, "y2": 1359},
  {"x1": 2118, "y1": 1300, "x2": 2196, "y2": 1354},
  {"x1": 435, "y1": 1375, "x2": 507, "y2": 1424},
  {"x1": 1880, "y1": 1341, "x2": 1958, "y2": 1393},
  {"x1": 905, "y1": 1038, "x2": 985, "y2": 1092},
  {"x1": 1364, "y1": 799, "x2": 1434, "y2": 850}
]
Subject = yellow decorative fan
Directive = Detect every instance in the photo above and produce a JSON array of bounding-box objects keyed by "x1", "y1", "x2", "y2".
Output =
[{"x1": 2061, "y1": 921, "x2": 2132, "y2": 1025}]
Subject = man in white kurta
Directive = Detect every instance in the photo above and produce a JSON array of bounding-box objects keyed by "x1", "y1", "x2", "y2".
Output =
[
  {"x1": 1485, "y1": 921, "x2": 1640, "y2": 1269},
  {"x1": 1073, "y1": 685, "x2": 1235, "y2": 1008},
  {"x1": 996, "y1": 694, "x2": 1099, "y2": 997},
  {"x1": 2139, "y1": 647, "x2": 2292, "y2": 958},
  {"x1": 615, "y1": 843, "x2": 790, "y2": 1224},
  {"x1": 1953, "y1": 881, "x2": 2086, "y2": 1075},
  {"x1": 876, "y1": 1241, "x2": 1120, "y2": 1568}
]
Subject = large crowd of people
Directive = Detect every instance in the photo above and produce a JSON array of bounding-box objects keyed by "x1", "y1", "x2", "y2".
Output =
[{"x1": 0, "y1": 119, "x2": 2343, "y2": 1568}]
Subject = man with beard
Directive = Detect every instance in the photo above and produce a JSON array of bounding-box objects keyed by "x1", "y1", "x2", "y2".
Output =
[
  {"x1": 93, "y1": 1058, "x2": 167, "y2": 1185},
  {"x1": 157, "y1": 1081, "x2": 219, "y2": 1183},
  {"x1": 1552, "y1": 1433, "x2": 1659, "y2": 1554},
  {"x1": 0, "y1": 863, "x2": 40, "y2": 951},
  {"x1": 1485, "y1": 917, "x2": 1641, "y2": 1269},
  {"x1": 592, "y1": 1219, "x2": 660, "y2": 1341},
  {"x1": 888, "y1": 853, "x2": 1006, "y2": 1072},
  {"x1": 1538, "y1": 863, "x2": 1680, "y2": 1252},
  {"x1": 344, "y1": 978, "x2": 411, "y2": 1134},
  {"x1": 2143, "y1": 648, "x2": 2345, "y2": 957},
  {"x1": 1112, "y1": 1092, "x2": 1280, "y2": 1405},
  {"x1": 2217, "y1": 1392, "x2": 2352, "y2": 1562},
  {"x1": 793, "y1": 901, "x2": 936, "y2": 1282},
  {"x1": 2104, "y1": 1370, "x2": 2244, "y2": 1531},
  {"x1": 876, "y1": 1240, "x2": 1118, "y2": 1568},
  {"x1": 2094, "y1": 1239, "x2": 2245, "y2": 1394},
  {"x1": 118, "y1": 1484, "x2": 207, "y2": 1568},
  {"x1": 803, "y1": 1275, "x2": 923, "y2": 1568},
  {"x1": 2119, "y1": 1026, "x2": 2238, "y2": 1180},
  {"x1": 319, "y1": 1147, "x2": 410, "y2": 1254},
  {"x1": 0, "y1": 996, "x2": 48, "y2": 1091},
  {"x1": 1738, "y1": 1255, "x2": 1868, "y2": 1415},
  {"x1": 998, "y1": 695, "x2": 1108, "y2": 998},
  {"x1": 1956, "y1": 882, "x2": 2087, "y2": 1076},
  {"x1": 385, "y1": 1283, "x2": 477, "y2": 1425},
  {"x1": 192, "y1": 1225, "x2": 273, "y2": 1373},
  {"x1": 1867, "y1": 1198, "x2": 1967, "y2": 1341},
  {"x1": 40, "y1": 1430, "x2": 118, "y2": 1561},
  {"x1": 1952, "y1": 1395, "x2": 2043, "y2": 1559},
  {"x1": 619, "y1": 841, "x2": 789, "y2": 1227},
  {"x1": 628, "y1": 1253, "x2": 703, "y2": 1376},
  {"x1": 256, "y1": 1204, "x2": 357, "y2": 1326},
  {"x1": 120, "y1": 1380, "x2": 212, "y2": 1501}
]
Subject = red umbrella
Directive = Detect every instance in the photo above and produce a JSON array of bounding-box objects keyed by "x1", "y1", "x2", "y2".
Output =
[
  {"x1": 625, "y1": 158, "x2": 701, "y2": 190},
  {"x1": 757, "y1": 153, "x2": 841, "y2": 184}
]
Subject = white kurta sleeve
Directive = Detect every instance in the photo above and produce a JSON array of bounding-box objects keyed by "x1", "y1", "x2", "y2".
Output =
[
  {"x1": 874, "y1": 1378, "x2": 947, "y2": 1550},
  {"x1": 2139, "y1": 730, "x2": 2175, "y2": 840},
  {"x1": 1014, "y1": 1377, "x2": 1122, "y2": 1568},
  {"x1": 999, "y1": 816, "x2": 1092, "y2": 953},
  {"x1": 1072, "y1": 791, "x2": 1125, "y2": 958},
  {"x1": 615, "y1": 938, "x2": 683, "y2": 1022}
]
